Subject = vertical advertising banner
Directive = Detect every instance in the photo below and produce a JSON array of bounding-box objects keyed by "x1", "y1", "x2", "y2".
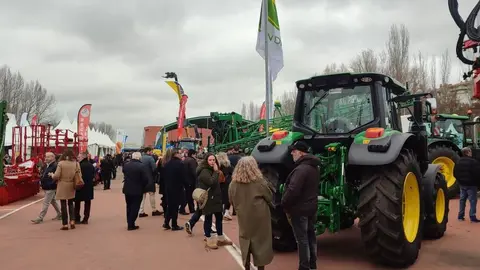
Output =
[{"x1": 77, "y1": 104, "x2": 92, "y2": 153}]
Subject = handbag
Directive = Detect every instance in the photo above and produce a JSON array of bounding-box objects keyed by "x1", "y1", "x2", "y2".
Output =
[
  {"x1": 192, "y1": 187, "x2": 210, "y2": 209},
  {"x1": 73, "y1": 162, "x2": 85, "y2": 190}
]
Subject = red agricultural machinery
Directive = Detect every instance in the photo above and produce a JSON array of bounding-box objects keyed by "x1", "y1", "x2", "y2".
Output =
[{"x1": 0, "y1": 122, "x2": 80, "y2": 206}]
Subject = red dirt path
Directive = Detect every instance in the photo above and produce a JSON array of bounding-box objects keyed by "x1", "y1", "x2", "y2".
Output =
[
  {"x1": 222, "y1": 198, "x2": 480, "y2": 270},
  {"x1": 1, "y1": 169, "x2": 479, "y2": 269},
  {"x1": 0, "y1": 170, "x2": 242, "y2": 270}
]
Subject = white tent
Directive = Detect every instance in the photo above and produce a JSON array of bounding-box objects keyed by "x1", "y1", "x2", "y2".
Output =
[{"x1": 55, "y1": 112, "x2": 75, "y2": 132}]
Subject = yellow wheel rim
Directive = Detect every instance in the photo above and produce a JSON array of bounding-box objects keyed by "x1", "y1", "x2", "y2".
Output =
[
  {"x1": 402, "y1": 172, "x2": 421, "y2": 243},
  {"x1": 435, "y1": 188, "x2": 446, "y2": 224},
  {"x1": 432, "y1": 157, "x2": 456, "y2": 188}
]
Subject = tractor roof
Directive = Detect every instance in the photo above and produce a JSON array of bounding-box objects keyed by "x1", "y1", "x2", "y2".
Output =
[{"x1": 296, "y1": 72, "x2": 407, "y2": 96}]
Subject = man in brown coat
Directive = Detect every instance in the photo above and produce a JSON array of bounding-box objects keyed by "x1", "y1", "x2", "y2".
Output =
[{"x1": 282, "y1": 141, "x2": 321, "y2": 270}]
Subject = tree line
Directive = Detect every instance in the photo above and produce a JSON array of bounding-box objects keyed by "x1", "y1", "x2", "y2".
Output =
[
  {"x1": 0, "y1": 65, "x2": 118, "y2": 140},
  {"x1": 241, "y1": 24, "x2": 474, "y2": 118},
  {"x1": 0, "y1": 65, "x2": 56, "y2": 123}
]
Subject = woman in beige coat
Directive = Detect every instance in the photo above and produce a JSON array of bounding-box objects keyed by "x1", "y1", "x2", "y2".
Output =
[
  {"x1": 228, "y1": 156, "x2": 273, "y2": 270},
  {"x1": 50, "y1": 149, "x2": 80, "y2": 230}
]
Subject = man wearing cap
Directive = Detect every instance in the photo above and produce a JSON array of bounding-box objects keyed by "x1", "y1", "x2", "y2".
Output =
[{"x1": 282, "y1": 141, "x2": 321, "y2": 270}]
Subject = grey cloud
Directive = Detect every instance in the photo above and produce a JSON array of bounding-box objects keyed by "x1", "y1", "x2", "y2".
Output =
[{"x1": 1, "y1": 0, "x2": 477, "y2": 143}]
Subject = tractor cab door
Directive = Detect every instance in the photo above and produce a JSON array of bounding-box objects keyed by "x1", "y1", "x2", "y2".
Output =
[{"x1": 463, "y1": 121, "x2": 480, "y2": 160}]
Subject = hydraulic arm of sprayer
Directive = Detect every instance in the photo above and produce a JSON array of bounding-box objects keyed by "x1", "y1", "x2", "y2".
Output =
[{"x1": 448, "y1": 0, "x2": 480, "y2": 98}]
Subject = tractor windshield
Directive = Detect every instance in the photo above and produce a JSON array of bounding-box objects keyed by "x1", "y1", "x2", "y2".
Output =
[
  {"x1": 302, "y1": 85, "x2": 374, "y2": 134},
  {"x1": 178, "y1": 141, "x2": 195, "y2": 150},
  {"x1": 428, "y1": 119, "x2": 464, "y2": 148}
]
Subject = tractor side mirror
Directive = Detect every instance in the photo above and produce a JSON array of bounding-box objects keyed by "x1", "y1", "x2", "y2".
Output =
[{"x1": 425, "y1": 98, "x2": 437, "y2": 110}]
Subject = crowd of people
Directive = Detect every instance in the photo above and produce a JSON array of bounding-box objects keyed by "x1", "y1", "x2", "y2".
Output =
[
  {"x1": 29, "y1": 142, "x2": 479, "y2": 270},
  {"x1": 31, "y1": 151, "x2": 117, "y2": 228}
]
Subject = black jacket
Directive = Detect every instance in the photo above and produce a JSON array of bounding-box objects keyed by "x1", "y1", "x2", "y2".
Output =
[
  {"x1": 40, "y1": 162, "x2": 57, "y2": 190},
  {"x1": 75, "y1": 159, "x2": 95, "y2": 201},
  {"x1": 281, "y1": 154, "x2": 321, "y2": 217},
  {"x1": 162, "y1": 157, "x2": 188, "y2": 205},
  {"x1": 453, "y1": 156, "x2": 480, "y2": 187},
  {"x1": 122, "y1": 159, "x2": 150, "y2": 196},
  {"x1": 100, "y1": 158, "x2": 115, "y2": 178},
  {"x1": 183, "y1": 156, "x2": 198, "y2": 187}
]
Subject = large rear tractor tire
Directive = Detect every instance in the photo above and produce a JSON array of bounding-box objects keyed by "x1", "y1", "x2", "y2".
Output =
[
  {"x1": 423, "y1": 172, "x2": 449, "y2": 239},
  {"x1": 261, "y1": 165, "x2": 297, "y2": 252},
  {"x1": 358, "y1": 150, "x2": 424, "y2": 268},
  {"x1": 429, "y1": 145, "x2": 460, "y2": 198}
]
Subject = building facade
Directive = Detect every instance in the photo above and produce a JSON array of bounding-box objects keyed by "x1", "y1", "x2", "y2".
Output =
[{"x1": 143, "y1": 126, "x2": 162, "y2": 148}]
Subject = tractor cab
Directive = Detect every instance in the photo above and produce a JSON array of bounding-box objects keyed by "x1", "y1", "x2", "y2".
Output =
[
  {"x1": 424, "y1": 114, "x2": 468, "y2": 149},
  {"x1": 463, "y1": 116, "x2": 480, "y2": 159},
  {"x1": 291, "y1": 73, "x2": 408, "y2": 154}
]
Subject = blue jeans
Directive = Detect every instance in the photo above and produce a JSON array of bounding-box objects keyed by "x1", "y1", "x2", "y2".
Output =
[
  {"x1": 204, "y1": 212, "x2": 223, "y2": 238},
  {"x1": 188, "y1": 208, "x2": 202, "y2": 228},
  {"x1": 290, "y1": 215, "x2": 317, "y2": 270},
  {"x1": 458, "y1": 186, "x2": 478, "y2": 219}
]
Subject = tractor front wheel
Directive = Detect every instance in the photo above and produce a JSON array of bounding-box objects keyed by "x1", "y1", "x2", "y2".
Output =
[
  {"x1": 358, "y1": 150, "x2": 424, "y2": 268},
  {"x1": 261, "y1": 165, "x2": 297, "y2": 252},
  {"x1": 423, "y1": 172, "x2": 449, "y2": 239},
  {"x1": 429, "y1": 145, "x2": 460, "y2": 198}
]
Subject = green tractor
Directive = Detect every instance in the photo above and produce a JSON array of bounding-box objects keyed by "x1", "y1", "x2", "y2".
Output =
[
  {"x1": 403, "y1": 108, "x2": 469, "y2": 197},
  {"x1": 252, "y1": 73, "x2": 449, "y2": 267},
  {"x1": 425, "y1": 113, "x2": 468, "y2": 197}
]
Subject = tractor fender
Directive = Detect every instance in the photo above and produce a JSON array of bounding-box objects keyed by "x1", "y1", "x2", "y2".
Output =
[
  {"x1": 422, "y1": 164, "x2": 443, "y2": 219},
  {"x1": 251, "y1": 137, "x2": 293, "y2": 164},
  {"x1": 428, "y1": 139, "x2": 462, "y2": 156},
  {"x1": 348, "y1": 133, "x2": 414, "y2": 166}
]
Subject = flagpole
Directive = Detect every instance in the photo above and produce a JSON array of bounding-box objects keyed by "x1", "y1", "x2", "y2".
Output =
[{"x1": 263, "y1": 0, "x2": 272, "y2": 137}]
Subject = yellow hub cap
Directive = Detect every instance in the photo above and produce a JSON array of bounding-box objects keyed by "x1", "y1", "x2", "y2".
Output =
[
  {"x1": 435, "y1": 188, "x2": 446, "y2": 223},
  {"x1": 432, "y1": 157, "x2": 456, "y2": 188},
  {"x1": 402, "y1": 172, "x2": 421, "y2": 243}
]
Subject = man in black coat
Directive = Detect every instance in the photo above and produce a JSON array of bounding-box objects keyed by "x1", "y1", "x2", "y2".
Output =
[
  {"x1": 453, "y1": 147, "x2": 480, "y2": 222},
  {"x1": 100, "y1": 154, "x2": 115, "y2": 190},
  {"x1": 162, "y1": 148, "x2": 188, "y2": 231},
  {"x1": 74, "y1": 152, "x2": 95, "y2": 224},
  {"x1": 31, "y1": 152, "x2": 61, "y2": 224},
  {"x1": 282, "y1": 141, "x2": 321, "y2": 270},
  {"x1": 180, "y1": 149, "x2": 197, "y2": 214},
  {"x1": 122, "y1": 152, "x2": 150, "y2": 230}
]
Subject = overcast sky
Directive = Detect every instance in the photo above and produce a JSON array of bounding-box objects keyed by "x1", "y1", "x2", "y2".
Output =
[{"x1": 0, "y1": 0, "x2": 477, "y2": 144}]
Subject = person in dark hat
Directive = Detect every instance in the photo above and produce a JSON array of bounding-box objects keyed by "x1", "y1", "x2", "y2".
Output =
[{"x1": 282, "y1": 141, "x2": 321, "y2": 270}]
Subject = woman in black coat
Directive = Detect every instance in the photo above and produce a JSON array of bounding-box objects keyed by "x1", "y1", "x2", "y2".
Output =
[{"x1": 74, "y1": 153, "x2": 95, "y2": 224}]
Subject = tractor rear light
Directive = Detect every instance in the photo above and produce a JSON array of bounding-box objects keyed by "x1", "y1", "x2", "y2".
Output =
[
  {"x1": 365, "y1": 128, "x2": 385, "y2": 138},
  {"x1": 271, "y1": 130, "x2": 289, "y2": 140}
]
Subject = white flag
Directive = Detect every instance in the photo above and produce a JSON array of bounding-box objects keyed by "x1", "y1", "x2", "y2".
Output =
[{"x1": 256, "y1": 0, "x2": 284, "y2": 81}]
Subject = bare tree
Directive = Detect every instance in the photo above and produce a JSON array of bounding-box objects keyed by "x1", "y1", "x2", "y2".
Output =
[
  {"x1": 408, "y1": 51, "x2": 429, "y2": 93},
  {"x1": 350, "y1": 49, "x2": 380, "y2": 73},
  {"x1": 323, "y1": 63, "x2": 350, "y2": 75},
  {"x1": 89, "y1": 122, "x2": 116, "y2": 140},
  {"x1": 278, "y1": 89, "x2": 296, "y2": 115},
  {"x1": 248, "y1": 101, "x2": 255, "y2": 121},
  {"x1": 385, "y1": 24, "x2": 410, "y2": 83},
  {"x1": 440, "y1": 49, "x2": 451, "y2": 85},
  {"x1": 241, "y1": 102, "x2": 247, "y2": 119},
  {"x1": 429, "y1": 55, "x2": 437, "y2": 94},
  {"x1": 0, "y1": 65, "x2": 56, "y2": 124}
]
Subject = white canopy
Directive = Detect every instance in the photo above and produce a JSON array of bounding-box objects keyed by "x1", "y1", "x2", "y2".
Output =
[{"x1": 55, "y1": 112, "x2": 75, "y2": 132}]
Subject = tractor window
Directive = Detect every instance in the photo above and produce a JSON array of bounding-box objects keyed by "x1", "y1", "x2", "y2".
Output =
[
  {"x1": 432, "y1": 119, "x2": 464, "y2": 148},
  {"x1": 303, "y1": 85, "x2": 374, "y2": 134}
]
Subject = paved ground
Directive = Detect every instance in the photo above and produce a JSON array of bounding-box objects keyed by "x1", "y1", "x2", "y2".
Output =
[
  {"x1": 0, "y1": 170, "x2": 243, "y2": 270},
  {"x1": 1, "y1": 169, "x2": 479, "y2": 269}
]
